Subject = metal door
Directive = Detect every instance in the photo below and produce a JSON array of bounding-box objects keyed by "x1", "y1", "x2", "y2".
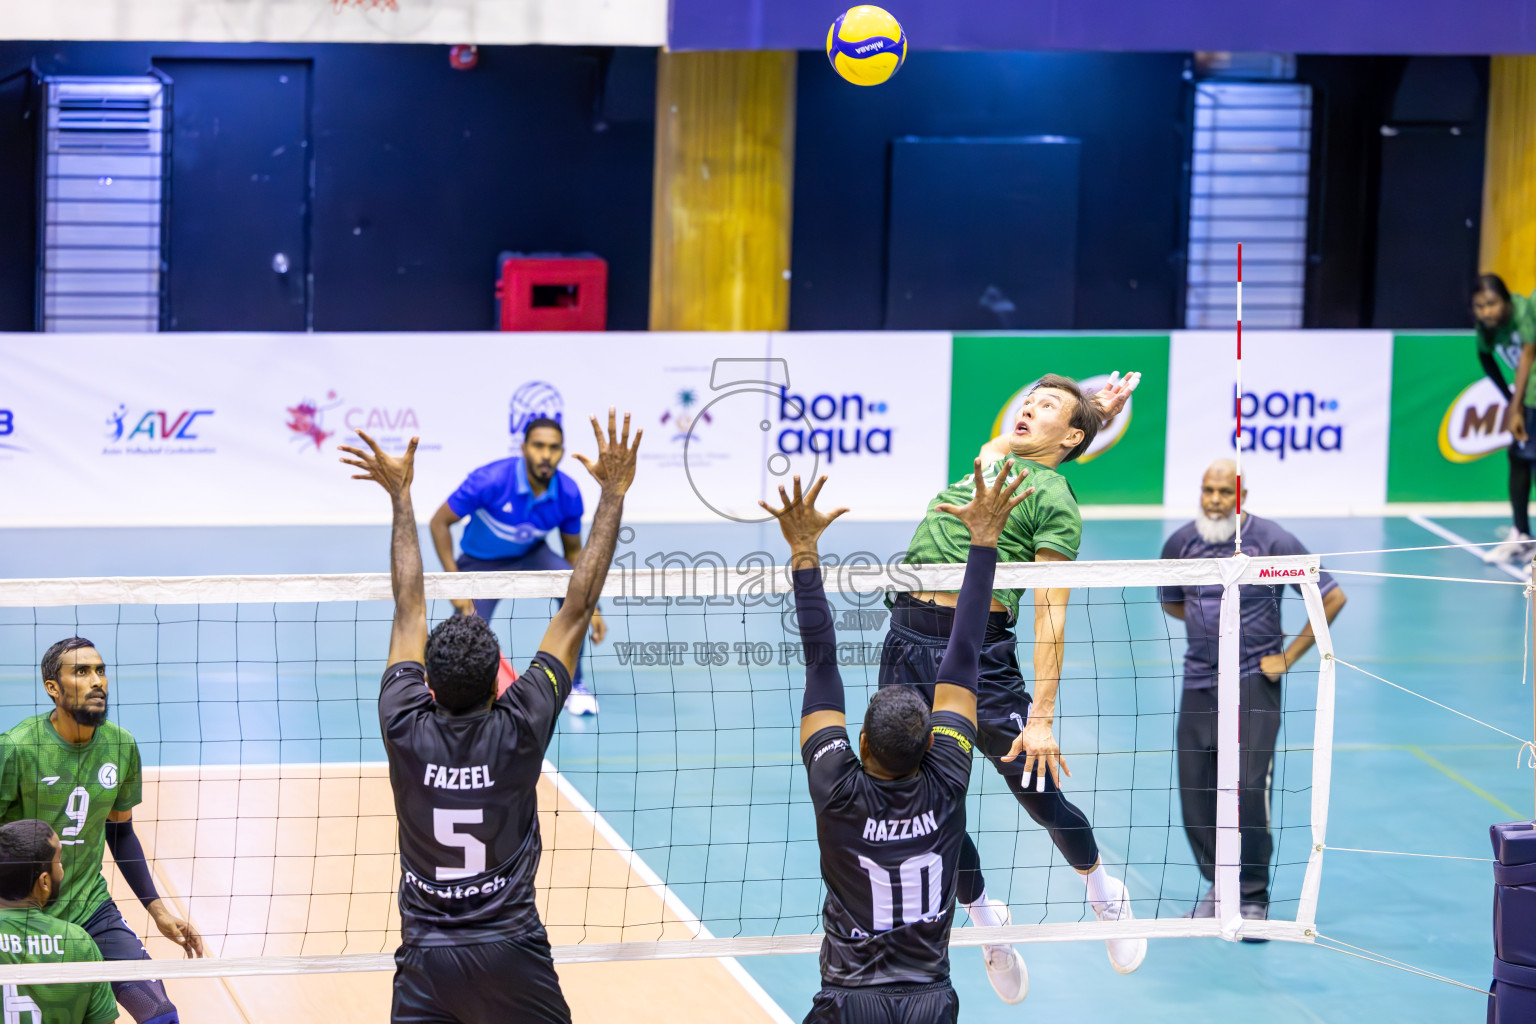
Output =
[{"x1": 158, "y1": 59, "x2": 311, "y2": 330}]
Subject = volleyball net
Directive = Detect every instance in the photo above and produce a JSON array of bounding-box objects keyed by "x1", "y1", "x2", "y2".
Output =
[{"x1": 0, "y1": 554, "x2": 1335, "y2": 983}]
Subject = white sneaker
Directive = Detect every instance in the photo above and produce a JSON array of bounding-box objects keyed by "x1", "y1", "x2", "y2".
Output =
[
  {"x1": 978, "y1": 905, "x2": 1028, "y2": 1004},
  {"x1": 1091, "y1": 873, "x2": 1147, "y2": 975},
  {"x1": 563, "y1": 682, "x2": 599, "y2": 716},
  {"x1": 1486, "y1": 529, "x2": 1534, "y2": 565}
]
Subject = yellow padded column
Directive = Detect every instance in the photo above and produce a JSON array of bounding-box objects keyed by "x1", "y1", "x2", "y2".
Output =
[
  {"x1": 1482, "y1": 56, "x2": 1536, "y2": 293},
  {"x1": 649, "y1": 50, "x2": 797, "y2": 331}
]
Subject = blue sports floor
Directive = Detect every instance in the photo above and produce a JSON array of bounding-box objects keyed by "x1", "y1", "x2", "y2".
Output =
[{"x1": 0, "y1": 513, "x2": 1529, "y2": 1022}]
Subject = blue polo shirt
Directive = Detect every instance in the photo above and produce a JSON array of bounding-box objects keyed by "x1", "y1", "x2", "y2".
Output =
[
  {"x1": 447, "y1": 457, "x2": 584, "y2": 560},
  {"x1": 1157, "y1": 514, "x2": 1338, "y2": 688}
]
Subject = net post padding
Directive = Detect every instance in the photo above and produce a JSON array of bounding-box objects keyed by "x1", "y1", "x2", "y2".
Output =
[
  {"x1": 1296, "y1": 579, "x2": 1337, "y2": 931},
  {"x1": 1214, "y1": 554, "x2": 1248, "y2": 940},
  {"x1": 0, "y1": 554, "x2": 1325, "y2": 607}
]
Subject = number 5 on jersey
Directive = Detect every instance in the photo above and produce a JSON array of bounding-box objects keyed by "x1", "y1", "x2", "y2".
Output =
[{"x1": 433, "y1": 808, "x2": 485, "y2": 881}]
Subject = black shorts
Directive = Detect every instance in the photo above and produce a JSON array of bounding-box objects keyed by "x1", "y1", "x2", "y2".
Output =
[
  {"x1": 83, "y1": 900, "x2": 151, "y2": 961},
  {"x1": 879, "y1": 595, "x2": 1036, "y2": 775},
  {"x1": 392, "y1": 935, "x2": 571, "y2": 1024},
  {"x1": 804, "y1": 980, "x2": 958, "y2": 1024}
]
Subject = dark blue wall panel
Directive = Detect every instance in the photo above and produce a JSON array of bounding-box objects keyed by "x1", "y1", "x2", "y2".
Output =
[
  {"x1": 673, "y1": 0, "x2": 1536, "y2": 54},
  {"x1": 0, "y1": 42, "x2": 656, "y2": 331},
  {"x1": 885, "y1": 137, "x2": 1080, "y2": 329},
  {"x1": 789, "y1": 51, "x2": 1188, "y2": 330}
]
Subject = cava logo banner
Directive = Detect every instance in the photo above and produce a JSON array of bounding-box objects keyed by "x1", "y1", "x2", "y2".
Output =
[
  {"x1": 1387, "y1": 332, "x2": 1509, "y2": 502},
  {"x1": 1165, "y1": 331, "x2": 1393, "y2": 512}
]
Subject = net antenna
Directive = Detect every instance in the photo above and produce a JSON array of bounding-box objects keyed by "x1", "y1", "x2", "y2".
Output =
[{"x1": 1235, "y1": 241, "x2": 1243, "y2": 555}]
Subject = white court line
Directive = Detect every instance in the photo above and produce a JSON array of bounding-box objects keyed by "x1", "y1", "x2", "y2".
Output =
[
  {"x1": 540, "y1": 761, "x2": 796, "y2": 1024},
  {"x1": 1407, "y1": 514, "x2": 1528, "y2": 583}
]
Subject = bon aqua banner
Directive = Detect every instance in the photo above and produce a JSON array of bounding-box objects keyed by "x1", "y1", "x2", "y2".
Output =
[{"x1": 948, "y1": 333, "x2": 1170, "y2": 505}]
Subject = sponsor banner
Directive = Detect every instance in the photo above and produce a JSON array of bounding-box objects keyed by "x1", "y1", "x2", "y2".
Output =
[
  {"x1": 1386, "y1": 332, "x2": 1510, "y2": 502},
  {"x1": 767, "y1": 333, "x2": 952, "y2": 521},
  {"x1": 1164, "y1": 331, "x2": 1393, "y2": 512},
  {"x1": 948, "y1": 334, "x2": 1170, "y2": 504},
  {"x1": 0, "y1": 332, "x2": 950, "y2": 527},
  {"x1": 0, "y1": 399, "x2": 19, "y2": 461}
]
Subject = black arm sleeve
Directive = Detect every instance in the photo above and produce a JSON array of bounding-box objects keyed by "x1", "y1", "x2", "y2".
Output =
[
  {"x1": 793, "y1": 565, "x2": 844, "y2": 716},
  {"x1": 1482, "y1": 349, "x2": 1514, "y2": 402},
  {"x1": 104, "y1": 818, "x2": 161, "y2": 909},
  {"x1": 935, "y1": 545, "x2": 997, "y2": 694}
]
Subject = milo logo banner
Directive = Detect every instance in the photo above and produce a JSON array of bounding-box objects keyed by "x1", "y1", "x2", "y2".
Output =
[
  {"x1": 1164, "y1": 331, "x2": 1394, "y2": 513},
  {"x1": 1386, "y1": 332, "x2": 1509, "y2": 501},
  {"x1": 948, "y1": 334, "x2": 1170, "y2": 505}
]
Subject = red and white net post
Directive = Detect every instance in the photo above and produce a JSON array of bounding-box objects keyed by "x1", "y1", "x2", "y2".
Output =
[
  {"x1": 1216, "y1": 242, "x2": 1245, "y2": 938},
  {"x1": 1235, "y1": 241, "x2": 1243, "y2": 555}
]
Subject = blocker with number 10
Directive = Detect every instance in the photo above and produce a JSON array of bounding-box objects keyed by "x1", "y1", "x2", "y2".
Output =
[{"x1": 826, "y1": 5, "x2": 908, "y2": 86}]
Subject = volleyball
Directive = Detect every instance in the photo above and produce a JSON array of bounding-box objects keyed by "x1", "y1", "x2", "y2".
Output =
[{"x1": 825, "y1": 5, "x2": 907, "y2": 86}]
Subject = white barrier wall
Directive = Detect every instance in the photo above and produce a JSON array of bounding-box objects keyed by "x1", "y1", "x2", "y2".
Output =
[
  {"x1": 0, "y1": 0, "x2": 668, "y2": 45},
  {"x1": 1, "y1": 329, "x2": 1499, "y2": 528},
  {"x1": 0, "y1": 333, "x2": 951, "y2": 527}
]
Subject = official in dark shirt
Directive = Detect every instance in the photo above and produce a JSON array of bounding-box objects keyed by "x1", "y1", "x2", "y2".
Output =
[
  {"x1": 339, "y1": 409, "x2": 641, "y2": 1024},
  {"x1": 1158, "y1": 460, "x2": 1345, "y2": 931},
  {"x1": 764, "y1": 465, "x2": 1032, "y2": 1023}
]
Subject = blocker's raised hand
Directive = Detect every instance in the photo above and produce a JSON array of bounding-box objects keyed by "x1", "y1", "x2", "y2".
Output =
[
  {"x1": 573, "y1": 407, "x2": 642, "y2": 496},
  {"x1": 339, "y1": 431, "x2": 417, "y2": 498},
  {"x1": 760, "y1": 475, "x2": 849, "y2": 565},
  {"x1": 934, "y1": 458, "x2": 1034, "y2": 548}
]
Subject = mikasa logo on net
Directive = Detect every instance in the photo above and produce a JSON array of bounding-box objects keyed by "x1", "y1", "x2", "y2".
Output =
[{"x1": 1257, "y1": 567, "x2": 1310, "y2": 579}]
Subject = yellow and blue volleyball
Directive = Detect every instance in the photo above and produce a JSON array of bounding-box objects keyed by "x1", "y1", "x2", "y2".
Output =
[{"x1": 826, "y1": 6, "x2": 907, "y2": 86}]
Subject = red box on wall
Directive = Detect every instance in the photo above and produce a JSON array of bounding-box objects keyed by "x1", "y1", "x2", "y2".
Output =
[{"x1": 495, "y1": 252, "x2": 608, "y2": 331}]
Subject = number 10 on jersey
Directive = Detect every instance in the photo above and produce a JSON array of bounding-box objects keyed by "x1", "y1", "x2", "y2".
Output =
[{"x1": 858, "y1": 852, "x2": 943, "y2": 932}]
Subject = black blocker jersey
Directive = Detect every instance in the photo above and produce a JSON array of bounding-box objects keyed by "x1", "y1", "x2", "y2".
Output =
[
  {"x1": 801, "y1": 711, "x2": 977, "y2": 987},
  {"x1": 380, "y1": 653, "x2": 572, "y2": 947}
]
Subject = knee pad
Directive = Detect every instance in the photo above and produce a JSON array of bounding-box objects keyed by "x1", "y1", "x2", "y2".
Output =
[{"x1": 110, "y1": 978, "x2": 177, "y2": 1024}]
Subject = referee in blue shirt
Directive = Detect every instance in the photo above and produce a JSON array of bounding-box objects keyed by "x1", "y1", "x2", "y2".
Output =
[
  {"x1": 1159, "y1": 459, "x2": 1345, "y2": 931},
  {"x1": 429, "y1": 417, "x2": 604, "y2": 715}
]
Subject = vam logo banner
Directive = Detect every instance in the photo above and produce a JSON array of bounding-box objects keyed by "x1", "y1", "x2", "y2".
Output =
[{"x1": 509, "y1": 381, "x2": 564, "y2": 446}]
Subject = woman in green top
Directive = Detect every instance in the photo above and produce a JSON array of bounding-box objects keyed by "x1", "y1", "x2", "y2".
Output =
[{"x1": 1472, "y1": 273, "x2": 1536, "y2": 562}]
